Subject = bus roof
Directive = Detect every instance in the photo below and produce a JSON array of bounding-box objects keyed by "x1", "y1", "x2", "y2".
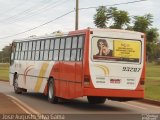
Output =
[
  {"x1": 13, "y1": 28, "x2": 144, "y2": 43},
  {"x1": 90, "y1": 28, "x2": 144, "y2": 35}
]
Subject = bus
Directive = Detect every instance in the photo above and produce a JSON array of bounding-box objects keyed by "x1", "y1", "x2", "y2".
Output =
[{"x1": 10, "y1": 28, "x2": 146, "y2": 104}]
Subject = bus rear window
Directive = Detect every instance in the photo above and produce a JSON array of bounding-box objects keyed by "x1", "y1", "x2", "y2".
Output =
[{"x1": 92, "y1": 37, "x2": 142, "y2": 63}]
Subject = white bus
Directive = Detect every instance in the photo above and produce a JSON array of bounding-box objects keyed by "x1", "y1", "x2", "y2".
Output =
[{"x1": 10, "y1": 28, "x2": 146, "y2": 104}]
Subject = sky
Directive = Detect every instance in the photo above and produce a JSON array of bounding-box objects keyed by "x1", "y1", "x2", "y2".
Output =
[{"x1": 0, "y1": 0, "x2": 159, "y2": 50}]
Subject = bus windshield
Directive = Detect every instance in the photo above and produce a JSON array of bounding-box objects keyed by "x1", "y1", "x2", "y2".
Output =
[{"x1": 92, "y1": 37, "x2": 142, "y2": 64}]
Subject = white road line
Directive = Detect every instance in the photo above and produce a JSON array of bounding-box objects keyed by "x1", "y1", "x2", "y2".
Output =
[
  {"x1": 11, "y1": 100, "x2": 30, "y2": 114},
  {"x1": 121, "y1": 102, "x2": 147, "y2": 110},
  {"x1": 7, "y1": 95, "x2": 40, "y2": 114}
]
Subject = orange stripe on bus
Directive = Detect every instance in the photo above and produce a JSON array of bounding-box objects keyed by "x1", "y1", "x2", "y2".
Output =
[
  {"x1": 34, "y1": 63, "x2": 49, "y2": 92},
  {"x1": 94, "y1": 65, "x2": 109, "y2": 76}
]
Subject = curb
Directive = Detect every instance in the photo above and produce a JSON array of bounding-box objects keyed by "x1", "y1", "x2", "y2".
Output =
[
  {"x1": 137, "y1": 99, "x2": 160, "y2": 106},
  {"x1": 0, "y1": 79, "x2": 9, "y2": 82}
]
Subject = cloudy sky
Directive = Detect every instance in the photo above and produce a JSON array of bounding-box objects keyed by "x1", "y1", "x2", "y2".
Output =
[{"x1": 0, "y1": 0, "x2": 159, "y2": 50}]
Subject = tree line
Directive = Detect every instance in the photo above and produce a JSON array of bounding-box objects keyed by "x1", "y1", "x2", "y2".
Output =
[
  {"x1": 0, "y1": 45, "x2": 11, "y2": 63},
  {"x1": 93, "y1": 6, "x2": 160, "y2": 62}
]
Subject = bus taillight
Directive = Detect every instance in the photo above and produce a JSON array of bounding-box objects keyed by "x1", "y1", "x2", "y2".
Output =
[
  {"x1": 140, "y1": 80, "x2": 145, "y2": 89},
  {"x1": 84, "y1": 75, "x2": 90, "y2": 87}
]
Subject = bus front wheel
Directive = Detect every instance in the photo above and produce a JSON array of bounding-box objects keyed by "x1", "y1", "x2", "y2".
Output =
[
  {"x1": 13, "y1": 74, "x2": 22, "y2": 94},
  {"x1": 87, "y1": 96, "x2": 106, "y2": 104},
  {"x1": 48, "y1": 78, "x2": 58, "y2": 104}
]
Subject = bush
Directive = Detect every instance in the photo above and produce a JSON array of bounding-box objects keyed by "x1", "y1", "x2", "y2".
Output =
[{"x1": 155, "y1": 58, "x2": 160, "y2": 65}]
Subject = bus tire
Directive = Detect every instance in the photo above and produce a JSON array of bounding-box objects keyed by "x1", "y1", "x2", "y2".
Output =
[
  {"x1": 87, "y1": 96, "x2": 106, "y2": 104},
  {"x1": 13, "y1": 74, "x2": 22, "y2": 94},
  {"x1": 48, "y1": 78, "x2": 58, "y2": 104}
]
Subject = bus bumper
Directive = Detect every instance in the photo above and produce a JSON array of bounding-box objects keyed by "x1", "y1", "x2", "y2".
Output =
[{"x1": 83, "y1": 88, "x2": 144, "y2": 100}]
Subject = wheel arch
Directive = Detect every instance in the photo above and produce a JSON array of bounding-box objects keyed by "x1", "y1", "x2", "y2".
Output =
[{"x1": 44, "y1": 76, "x2": 55, "y2": 95}]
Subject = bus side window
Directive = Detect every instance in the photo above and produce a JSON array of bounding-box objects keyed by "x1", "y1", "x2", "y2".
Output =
[
  {"x1": 24, "y1": 42, "x2": 28, "y2": 60},
  {"x1": 18, "y1": 43, "x2": 22, "y2": 60},
  {"x1": 20, "y1": 42, "x2": 24, "y2": 60},
  {"x1": 16, "y1": 43, "x2": 19, "y2": 51},
  {"x1": 77, "y1": 36, "x2": 84, "y2": 61},
  {"x1": 35, "y1": 41, "x2": 40, "y2": 60},
  {"x1": 28, "y1": 41, "x2": 32, "y2": 60},
  {"x1": 49, "y1": 39, "x2": 54, "y2": 60},
  {"x1": 64, "y1": 37, "x2": 71, "y2": 61},
  {"x1": 71, "y1": 37, "x2": 78, "y2": 61},
  {"x1": 11, "y1": 43, "x2": 16, "y2": 60},
  {"x1": 78, "y1": 36, "x2": 83, "y2": 48},
  {"x1": 53, "y1": 39, "x2": 60, "y2": 60},
  {"x1": 15, "y1": 43, "x2": 19, "y2": 60},
  {"x1": 44, "y1": 39, "x2": 50, "y2": 60},
  {"x1": 31, "y1": 41, "x2": 36, "y2": 60},
  {"x1": 59, "y1": 38, "x2": 65, "y2": 61},
  {"x1": 40, "y1": 40, "x2": 45, "y2": 60}
]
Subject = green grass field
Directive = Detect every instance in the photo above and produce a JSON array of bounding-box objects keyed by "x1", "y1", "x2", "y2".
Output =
[
  {"x1": 0, "y1": 63, "x2": 9, "y2": 81},
  {"x1": 145, "y1": 63, "x2": 160, "y2": 101},
  {"x1": 0, "y1": 63, "x2": 160, "y2": 100}
]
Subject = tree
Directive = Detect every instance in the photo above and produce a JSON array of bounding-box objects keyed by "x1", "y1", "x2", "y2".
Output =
[
  {"x1": 0, "y1": 45, "x2": 11, "y2": 63},
  {"x1": 132, "y1": 14, "x2": 159, "y2": 62},
  {"x1": 146, "y1": 42, "x2": 157, "y2": 62},
  {"x1": 93, "y1": 6, "x2": 130, "y2": 29},
  {"x1": 146, "y1": 28, "x2": 159, "y2": 61},
  {"x1": 155, "y1": 42, "x2": 160, "y2": 59},
  {"x1": 109, "y1": 9, "x2": 130, "y2": 29},
  {"x1": 146, "y1": 28, "x2": 159, "y2": 43},
  {"x1": 93, "y1": 6, "x2": 107, "y2": 28},
  {"x1": 133, "y1": 14, "x2": 153, "y2": 33}
]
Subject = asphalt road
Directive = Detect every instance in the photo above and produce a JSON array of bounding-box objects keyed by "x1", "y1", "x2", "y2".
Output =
[{"x1": 0, "y1": 81, "x2": 160, "y2": 120}]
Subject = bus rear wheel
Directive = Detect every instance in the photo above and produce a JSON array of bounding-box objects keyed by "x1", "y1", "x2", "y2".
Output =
[
  {"x1": 87, "y1": 96, "x2": 106, "y2": 104},
  {"x1": 48, "y1": 78, "x2": 58, "y2": 104},
  {"x1": 13, "y1": 74, "x2": 22, "y2": 94}
]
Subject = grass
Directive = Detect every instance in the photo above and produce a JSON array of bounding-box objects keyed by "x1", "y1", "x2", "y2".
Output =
[
  {"x1": 145, "y1": 63, "x2": 160, "y2": 101},
  {"x1": 0, "y1": 63, "x2": 9, "y2": 81},
  {"x1": 0, "y1": 63, "x2": 160, "y2": 101}
]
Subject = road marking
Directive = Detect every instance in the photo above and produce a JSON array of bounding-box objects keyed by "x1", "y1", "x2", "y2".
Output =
[
  {"x1": 7, "y1": 95, "x2": 40, "y2": 114},
  {"x1": 11, "y1": 100, "x2": 30, "y2": 114},
  {"x1": 121, "y1": 102, "x2": 147, "y2": 110}
]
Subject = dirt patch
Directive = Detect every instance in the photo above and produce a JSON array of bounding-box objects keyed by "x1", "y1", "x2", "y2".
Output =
[{"x1": 0, "y1": 93, "x2": 26, "y2": 114}]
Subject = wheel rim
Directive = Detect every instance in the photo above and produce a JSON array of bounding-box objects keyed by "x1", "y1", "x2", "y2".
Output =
[{"x1": 49, "y1": 82, "x2": 53, "y2": 99}]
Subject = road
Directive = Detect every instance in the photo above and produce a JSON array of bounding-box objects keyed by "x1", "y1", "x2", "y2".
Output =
[{"x1": 0, "y1": 81, "x2": 160, "y2": 120}]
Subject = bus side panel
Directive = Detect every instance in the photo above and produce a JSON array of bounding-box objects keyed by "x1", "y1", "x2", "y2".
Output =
[
  {"x1": 59, "y1": 61, "x2": 76, "y2": 99},
  {"x1": 59, "y1": 62, "x2": 67, "y2": 98},
  {"x1": 49, "y1": 52, "x2": 84, "y2": 99},
  {"x1": 75, "y1": 62, "x2": 83, "y2": 97},
  {"x1": 60, "y1": 62, "x2": 75, "y2": 98},
  {"x1": 59, "y1": 61, "x2": 83, "y2": 99}
]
